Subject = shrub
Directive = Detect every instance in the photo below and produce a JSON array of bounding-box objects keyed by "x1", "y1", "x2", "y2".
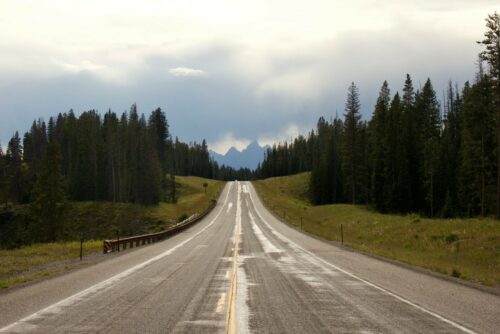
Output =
[
  {"x1": 177, "y1": 213, "x2": 189, "y2": 223},
  {"x1": 451, "y1": 268, "x2": 461, "y2": 278},
  {"x1": 445, "y1": 233, "x2": 459, "y2": 244}
]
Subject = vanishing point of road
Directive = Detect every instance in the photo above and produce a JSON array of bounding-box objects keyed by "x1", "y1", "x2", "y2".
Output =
[{"x1": 0, "y1": 182, "x2": 499, "y2": 333}]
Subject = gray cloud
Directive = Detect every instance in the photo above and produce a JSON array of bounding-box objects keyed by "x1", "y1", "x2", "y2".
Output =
[{"x1": 0, "y1": 14, "x2": 486, "y2": 150}]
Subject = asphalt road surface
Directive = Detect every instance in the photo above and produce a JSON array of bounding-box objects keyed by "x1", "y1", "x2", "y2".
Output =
[{"x1": 0, "y1": 182, "x2": 499, "y2": 333}]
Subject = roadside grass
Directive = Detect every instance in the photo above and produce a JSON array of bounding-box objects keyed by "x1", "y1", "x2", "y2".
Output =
[
  {"x1": 0, "y1": 241, "x2": 102, "y2": 289},
  {"x1": 0, "y1": 176, "x2": 225, "y2": 289},
  {"x1": 146, "y1": 176, "x2": 224, "y2": 227},
  {"x1": 253, "y1": 172, "x2": 500, "y2": 287},
  {"x1": 67, "y1": 176, "x2": 225, "y2": 237}
]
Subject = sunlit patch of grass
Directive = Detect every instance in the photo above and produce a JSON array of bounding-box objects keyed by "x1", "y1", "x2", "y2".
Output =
[
  {"x1": 253, "y1": 172, "x2": 500, "y2": 287},
  {"x1": 146, "y1": 176, "x2": 224, "y2": 225}
]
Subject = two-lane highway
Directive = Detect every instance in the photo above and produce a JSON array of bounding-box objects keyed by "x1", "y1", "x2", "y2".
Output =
[{"x1": 1, "y1": 182, "x2": 499, "y2": 333}]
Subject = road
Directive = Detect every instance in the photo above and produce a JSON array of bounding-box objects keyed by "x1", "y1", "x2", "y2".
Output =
[{"x1": 0, "y1": 181, "x2": 499, "y2": 333}]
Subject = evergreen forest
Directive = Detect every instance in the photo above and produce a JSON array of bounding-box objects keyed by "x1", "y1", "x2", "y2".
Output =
[
  {"x1": 256, "y1": 13, "x2": 500, "y2": 218},
  {"x1": 0, "y1": 105, "x2": 251, "y2": 245}
]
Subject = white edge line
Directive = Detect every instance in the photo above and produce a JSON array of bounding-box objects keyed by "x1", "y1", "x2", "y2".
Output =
[
  {"x1": 246, "y1": 182, "x2": 477, "y2": 334},
  {"x1": 0, "y1": 182, "x2": 234, "y2": 332}
]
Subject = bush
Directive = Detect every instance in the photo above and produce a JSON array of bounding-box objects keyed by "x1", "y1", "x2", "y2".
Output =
[
  {"x1": 445, "y1": 233, "x2": 459, "y2": 244},
  {"x1": 0, "y1": 204, "x2": 33, "y2": 249},
  {"x1": 177, "y1": 213, "x2": 189, "y2": 223},
  {"x1": 451, "y1": 268, "x2": 461, "y2": 278}
]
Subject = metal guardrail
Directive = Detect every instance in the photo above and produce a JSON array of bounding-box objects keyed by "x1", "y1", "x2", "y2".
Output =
[{"x1": 103, "y1": 199, "x2": 217, "y2": 253}]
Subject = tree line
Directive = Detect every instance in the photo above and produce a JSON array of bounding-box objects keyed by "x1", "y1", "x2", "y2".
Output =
[
  {"x1": 0, "y1": 104, "x2": 255, "y2": 244},
  {"x1": 256, "y1": 13, "x2": 500, "y2": 218},
  {"x1": 0, "y1": 104, "x2": 254, "y2": 208}
]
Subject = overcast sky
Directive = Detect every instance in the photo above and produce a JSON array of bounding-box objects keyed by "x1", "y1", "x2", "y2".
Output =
[{"x1": 0, "y1": 1, "x2": 497, "y2": 154}]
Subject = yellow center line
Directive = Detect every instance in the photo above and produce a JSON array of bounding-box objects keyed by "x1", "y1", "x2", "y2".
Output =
[
  {"x1": 226, "y1": 183, "x2": 241, "y2": 334},
  {"x1": 226, "y1": 219, "x2": 240, "y2": 334}
]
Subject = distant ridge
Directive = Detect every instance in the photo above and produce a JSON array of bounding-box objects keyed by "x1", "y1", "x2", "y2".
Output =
[{"x1": 209, "y1": 140, "x2": 269, "y2": 170}]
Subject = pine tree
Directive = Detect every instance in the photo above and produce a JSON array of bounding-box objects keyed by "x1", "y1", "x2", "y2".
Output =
[
  {"x1": 419, "y1": 79, "x2": 441, "y2": 216},
  {"x1": 370, "y1": 81, "x2": 391, "y2": 211},
  {"x1": 401, "y1": 74, "x2": 420, "y2": 212},
  {"x1": 30, "y1": 143, "x2": 67, "y2": 242},
  {"x1": 23, "y1": 120, "x2": 49, "y2": 196},
  {"x1": 342, "y1": 83, "x2": 362, "y2": 204},
  {"x1": 47, "y1": 117, "x2": 55, "y2": 143},
  {"x1": 61, "y1": 111, "x2": 79, "y2": 197},
  {"x1": 477, "y1": 12, "x2": 500, "y2": 217},
  {"x1": 200, "y1": 139, "x2": 211, "y2": 178},
  {"x1": 357, "y1": 121, "x2": 371, "y2": 204},
  {"x1": 439, "y1": 82, "x2": 462, "y2": 216},
  {"x1": 137, "y1": 113, "x2": 162, "y2": 205},
  {"x1": 118, "y1": 112, "x2": 129, "y2": 202},
  {"x1": 459, "y1": 78, "x2": 496, "y2": 216},
  {"x1": 148, "y1": 108, "x2": 170, "y2": 173},
  {"x1": 311, "y1": 117, "x2": 331, "y2": 204},
  {"x1": 0, "y1": 145, "x2": 5, "y2": 203},
  {"x1": 103, "y1": 110, "x2": 120, "y2": 202},
  {"x1": 331, "y1": 117, "x2": 344, "y2": 203},
  {"x1": 385, "y1": 93, "x2": 408, "y2": 212},
  {"x1": 6, "y1": 132, "x2": 27, "y2": 203},
  {"x1": 127, "y1": 105, "x2": 140, "y2": 202}
]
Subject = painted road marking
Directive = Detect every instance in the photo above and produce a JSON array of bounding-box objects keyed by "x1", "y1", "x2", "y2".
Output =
[
  {"x1": 226, "y1": 182, "x2": 250, "y2": 334},
  {"x1": 226, "y1": 182, "x2": 241, "y2": 334},
  {"x1": 216, "y1": 292, "x2": 227, "y2": 314},
  {"x1": 248, "y1": 211, "x2": 282, "y2": 254}
]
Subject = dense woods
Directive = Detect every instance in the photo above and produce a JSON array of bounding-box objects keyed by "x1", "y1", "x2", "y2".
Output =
[
  {"x1": 256, "y1": 13, "x2": 500, "y2": 218},
  {"x1": 0, "y1": 105, "x2": 250, "y2": 245},
  {"x1": 0, "y1": 105, "x2": 212, "y2": 206},
  {"x1": 0, "y1": 104, "x2": 254, "y2": 207}
]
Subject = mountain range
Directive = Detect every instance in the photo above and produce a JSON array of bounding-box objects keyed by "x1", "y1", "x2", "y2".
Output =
[{"x1": 209, "y1": 141, "x2": 269, "y2": 170}]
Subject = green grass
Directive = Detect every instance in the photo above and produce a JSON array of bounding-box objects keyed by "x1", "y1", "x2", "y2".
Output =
[
  {"x1": 66, "y1": 176, "x2": 225, "y2": 238},
  {"x1": 0, "y1": 240, "x2": 102, "y2": 289},
  {"x1": 0, "y1": 176, "x2": 225, "y2": 289},
  {"x1": 253, "y1": 172, "x2": 500, "y2": 287},
  {"x1": 145, "y1": 176, "x2": 224, "y2": 226}
]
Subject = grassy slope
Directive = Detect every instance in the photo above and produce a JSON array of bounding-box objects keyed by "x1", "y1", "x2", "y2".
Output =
[
  {"x1": 67, "y1": 176, "x2": 225, "y2": 238},
  {"x1": 253, "y1": 172, "x2": 500, "y2": 287},
  {"x1": 0, "y1": 176, "x2": 224, "y2": 289},
  {"x1": 0, "y1": 241, "x2": 102, "y2": 289}
]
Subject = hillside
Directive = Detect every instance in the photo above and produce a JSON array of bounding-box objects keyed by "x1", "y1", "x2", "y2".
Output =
[
  {"x1": 253, "y1": 172, "x2": 500, "y2": 287},
  {"x1": 0, "y1": 176, "x2": 225, "y2": 289},
  {"x1": 66, "y1": 176, "x2": 225, "y2": 239}
]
